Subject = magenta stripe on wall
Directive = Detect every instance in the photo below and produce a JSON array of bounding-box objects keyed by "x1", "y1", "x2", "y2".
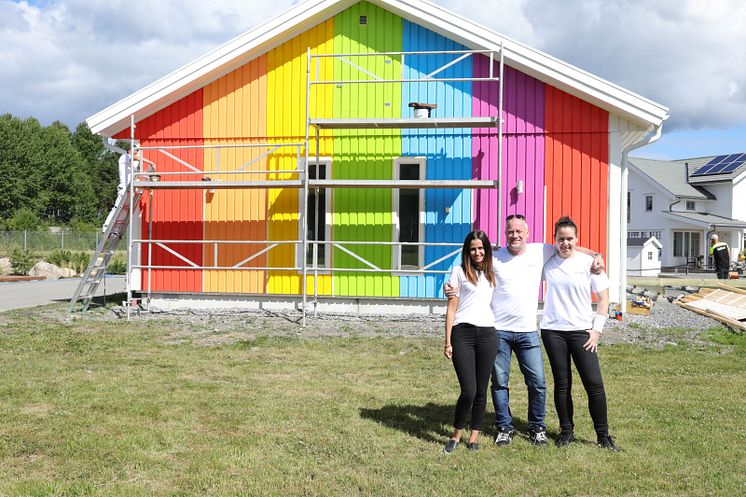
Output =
[{"x1": 472, "y1": 58, "x2": 546, "y2": 246}]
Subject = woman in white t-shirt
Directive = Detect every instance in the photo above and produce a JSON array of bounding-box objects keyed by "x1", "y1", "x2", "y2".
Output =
[
  {"x1": 442, "y1": 230, "x2": 498, "y2": 454},
  {"x1": 540, "y1": 216, "x2": 619, "y2": 451}
]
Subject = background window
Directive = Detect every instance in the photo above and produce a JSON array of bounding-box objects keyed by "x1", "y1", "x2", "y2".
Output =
[
  {"x1": 627, "y1": 192, "x2": 631, "y2": 222},
  {"x1": 673, "y1": 231, "x2": 701, "y2": 258},
  {"x1": 686, "y1": 201, "x2": 695, "y2": 210},
  {"x1": 645, "y1": 195, "x2": 653, "y2": 211}
]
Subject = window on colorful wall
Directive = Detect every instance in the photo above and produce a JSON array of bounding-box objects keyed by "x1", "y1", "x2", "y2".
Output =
[
  {"x1": 299, "y1": 159, "x2": 331, "y2": 269},
  {"x1": 393, "y1": 158, "x2": 425, "y2": 271}
]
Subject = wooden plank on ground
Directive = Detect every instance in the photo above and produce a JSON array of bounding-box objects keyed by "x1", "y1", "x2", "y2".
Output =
[{"x1": 0, "y1": 276, "x2": 46, "y2": 283}]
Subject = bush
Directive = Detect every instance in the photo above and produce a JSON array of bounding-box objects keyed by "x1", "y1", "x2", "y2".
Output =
[
  {"x1": 10, "y1": 249, "x2": 36, "y2": 275},
  {"x1": 47, "y1": 249, "x2": 73, "y2": 268},
  {"x1": 108, "y1": 256, "x2": 127, "y2": 275},
  {"x1": 4, "y1": 208, "x2": 41, "y2": 231},
  {"x1": 68, "y1": 218, "x2": 98, "y2": 232},
  {"x1": 71, "y1": 252, "x2": 91, "y2": 274}
]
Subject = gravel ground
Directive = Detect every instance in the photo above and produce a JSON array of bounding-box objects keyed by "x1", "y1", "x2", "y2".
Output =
[{"x1": 49, "y1": 287, "x2": 729, "y2": 348}]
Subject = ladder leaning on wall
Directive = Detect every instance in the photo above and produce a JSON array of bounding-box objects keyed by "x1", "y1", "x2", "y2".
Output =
[{"x1": 68, "y1": 189, "x2": 141, "y2": 313}]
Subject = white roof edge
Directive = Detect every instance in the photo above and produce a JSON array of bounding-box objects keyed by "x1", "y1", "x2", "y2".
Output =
[
  {"x1": 87, "y1": 0, "x2": 669, "y2": 136},
  {"x1": 626, "y1": 161, "x2": 677, "y2": 200}
]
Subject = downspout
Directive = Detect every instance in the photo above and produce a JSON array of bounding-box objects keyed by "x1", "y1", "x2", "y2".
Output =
[
  {"x1": 102, "y1": 136, "x2": 126, "y2": 155},
  {"x1": 620, "y1": 122, "x2": 664, "y2": 313}
]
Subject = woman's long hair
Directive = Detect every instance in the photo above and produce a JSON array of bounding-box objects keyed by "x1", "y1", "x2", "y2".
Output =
[{"x1": 461, "y1": 230, "x2": 495, "y2": 287}]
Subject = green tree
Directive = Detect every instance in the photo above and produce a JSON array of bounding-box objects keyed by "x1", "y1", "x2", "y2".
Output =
[
  {"x1": 71, "y1": 123, "x2": 119, "y2": 219},
  {"x1": 3, "y1": 207, "x2": 41, "y2": 230}
]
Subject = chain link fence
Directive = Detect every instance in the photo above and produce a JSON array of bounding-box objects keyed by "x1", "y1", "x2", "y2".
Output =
[{"x1": 0, "y1": 230, "x2": 127, "y2": 257}]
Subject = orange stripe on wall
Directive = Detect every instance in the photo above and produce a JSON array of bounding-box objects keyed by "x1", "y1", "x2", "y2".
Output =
[
  {"x1": 203, "y1": 56, "x2": 268, "y2": 294},
  {"x1": 544, "y1": 87, "x2": 608, "y2": 256}
]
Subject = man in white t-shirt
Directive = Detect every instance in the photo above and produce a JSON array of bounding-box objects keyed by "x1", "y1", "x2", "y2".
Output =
[{"x1": 446, "y1": 214, "x2": 602, "y2": 447}]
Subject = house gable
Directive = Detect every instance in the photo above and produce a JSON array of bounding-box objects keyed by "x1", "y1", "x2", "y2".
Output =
[{"x1": 87, "y1": 0, "x2": 668, "y2": 137}]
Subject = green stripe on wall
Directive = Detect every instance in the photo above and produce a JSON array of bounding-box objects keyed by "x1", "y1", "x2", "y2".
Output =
[{"x1": 332, "y1": 1, "x2": 402, "y2": 297}]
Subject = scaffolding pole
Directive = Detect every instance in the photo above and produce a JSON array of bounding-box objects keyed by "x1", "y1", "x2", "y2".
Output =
[
  {"x1": 126, "y1": 115, "x2": 135, "y2": 320},
  {"x1": 302, "y1": 47, "x2": 312, "y2": 327}
]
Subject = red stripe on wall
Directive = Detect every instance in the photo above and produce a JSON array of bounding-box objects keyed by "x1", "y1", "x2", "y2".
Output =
[
  {"x1": 126, "y1": 91, "x2": 204, "y2": 293},
  {"x1": 544, "y1": 87, "x2": 608, "y2": 257}
]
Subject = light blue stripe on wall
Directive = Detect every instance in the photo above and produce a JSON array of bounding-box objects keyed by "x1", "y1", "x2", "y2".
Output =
[{"x1": 401, "y1": 21, "x2": 472, "y2": 298}]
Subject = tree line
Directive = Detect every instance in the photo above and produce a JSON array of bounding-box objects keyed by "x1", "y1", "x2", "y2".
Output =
[{"x1": 0, "y1": 113, "x2": 122, "y2": 231}]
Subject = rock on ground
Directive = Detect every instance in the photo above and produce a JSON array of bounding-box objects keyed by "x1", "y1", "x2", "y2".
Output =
[
  {"x1": 0, "y1": 257, "x2": 11, "y2": 276},
  {"x1": 28, "y1": 262, "x2": 64, "y2": 280},
  {"x1": 60, "y1": 267, "x2": 77, "y2": 278}
]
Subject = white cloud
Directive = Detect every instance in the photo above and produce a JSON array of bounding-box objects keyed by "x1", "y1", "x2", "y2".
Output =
[{"x1": 0, "y1": 0, "x2": 744, "y2": 133}]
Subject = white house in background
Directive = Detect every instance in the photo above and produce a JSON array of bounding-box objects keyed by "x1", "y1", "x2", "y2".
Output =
[
  {"x1": 627, "y1": 153, "x2": 746, "y2": 271},
  {"x1": 627, "y1": 236, "x2": 662, "y2": 276}
]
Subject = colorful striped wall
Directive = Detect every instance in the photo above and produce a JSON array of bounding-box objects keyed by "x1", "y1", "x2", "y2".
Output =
[{"x1": 115, "y1": 1, "x2": 609, "y2": 299}]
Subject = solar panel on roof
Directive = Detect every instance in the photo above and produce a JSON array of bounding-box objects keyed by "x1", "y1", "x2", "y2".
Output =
[
  {"x1": 691, "y1": 152, "x2": 746, "y2": 177},
  {"x1": 691, "y1": 157, "x2": 724, "y2": 175},
  {"x1": 721, "y1": 158, "x2": 746, "y2": 174}
]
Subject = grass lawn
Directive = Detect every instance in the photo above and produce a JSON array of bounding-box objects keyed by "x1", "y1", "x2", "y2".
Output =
[{"x1": 0, "y1": 307, "x2": 743, "y2": 496}]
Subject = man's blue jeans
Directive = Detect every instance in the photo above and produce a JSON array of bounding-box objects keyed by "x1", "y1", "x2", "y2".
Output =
[{"x1": 491, "y1": 330, "x2": 546, "y2": 431}]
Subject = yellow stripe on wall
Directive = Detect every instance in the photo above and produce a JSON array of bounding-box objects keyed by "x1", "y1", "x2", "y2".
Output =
[{"x1": 267, "y1": 19, "x2": 334, "y2": 295}]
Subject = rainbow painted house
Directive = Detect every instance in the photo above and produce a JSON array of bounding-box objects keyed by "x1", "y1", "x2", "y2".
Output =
[{"x1": 86, "y1": 0, "x2": 669, "y2": 316}]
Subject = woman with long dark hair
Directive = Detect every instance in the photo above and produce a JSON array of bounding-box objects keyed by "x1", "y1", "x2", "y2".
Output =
[
  {"x1": 442, "y1": 230, "x2": 498, "y2": 453},
  {"x1": 540, "y1": 216, "x2": 618, "y2": 451}
]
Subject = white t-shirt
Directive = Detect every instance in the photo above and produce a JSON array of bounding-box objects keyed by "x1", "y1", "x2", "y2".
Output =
[
  {"x1": 490, "y1": 243, "x2": 556, "y2": 332},
  {"x1": 448, "y1": 266, "x2": 495, "y2": 328},
  {"x1": 540, "y1": 252, "x2": 609, "y2": 331}
]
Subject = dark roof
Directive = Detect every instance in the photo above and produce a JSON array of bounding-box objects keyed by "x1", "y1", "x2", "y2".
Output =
[{"x1": 627, "y1": 156, "x2": 716, "y2": 199}]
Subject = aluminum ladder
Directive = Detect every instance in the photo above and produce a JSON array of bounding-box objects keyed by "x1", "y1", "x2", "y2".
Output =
[{"x1": 68, "y1": 190, "x2": 141, "y2": 313}]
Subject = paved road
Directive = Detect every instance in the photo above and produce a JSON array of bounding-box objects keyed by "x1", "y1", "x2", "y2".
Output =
[{"x1": 0, "y1": 275, "x2": 126, "y2": 312}]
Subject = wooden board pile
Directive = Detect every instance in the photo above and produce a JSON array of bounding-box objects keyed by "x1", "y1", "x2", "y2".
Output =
[{"x1": 675, "y1": 283, "x2": 746, "y2": 331}]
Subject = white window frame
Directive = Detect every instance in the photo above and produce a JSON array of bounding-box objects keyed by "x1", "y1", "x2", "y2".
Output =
[
  {"x1": 297, "y1": 157, "x2": 332, "y2": 272},
  {"x1": 673, "y1": 230, "x2": 701, "y2": 259},
  {"x1": 392, "y1": 157, "x2": 426, "y2": 273},
  {"x1": 686, "y1": 200, "x2": 696, "y2": 211},
  {"x1": 645, "y1": 194, "x2": 653, "y2": 212}
]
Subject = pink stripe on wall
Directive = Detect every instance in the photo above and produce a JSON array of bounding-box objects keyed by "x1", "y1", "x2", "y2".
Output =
[{"x1": 472, "y1": 59, "x2": 545, "y2": 246}]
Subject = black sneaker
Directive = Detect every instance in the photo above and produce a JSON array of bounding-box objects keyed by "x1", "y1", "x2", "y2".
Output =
[
  {"x1": 555, "y1": 431, "x2": 575, "y2": 447},
  {"x1": 443, "y1": 439, "x2": 459, "y2": 454},
  {"x1": 597, "y1": 434, "x2": 620, "y2": 452},
  {"x1": 494, "y1": 428, "x2": 514, "y2": 446},
  {"x1": 467, "y1": 442, "x2": 479, "y2": 452},
  {"x1": 528, "y1": 428, "x2": 548, "y2": 446}
]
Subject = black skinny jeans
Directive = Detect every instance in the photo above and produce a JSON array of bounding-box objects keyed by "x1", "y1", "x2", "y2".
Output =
[
  {"x1": 451, "y1": 324, "x2": 498, "y2": 431},
  {"x1": 541, "y1": 329, "x2": 609, "y2": 436}
]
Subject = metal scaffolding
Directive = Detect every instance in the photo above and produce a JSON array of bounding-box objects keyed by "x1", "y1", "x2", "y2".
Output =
[{"x1": 77, "y1": 47, "x2": 504, "y2": 325}]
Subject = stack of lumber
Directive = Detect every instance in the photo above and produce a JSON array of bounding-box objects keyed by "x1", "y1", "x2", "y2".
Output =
[{"x1": 675, "y1": 283, "x2": 746, "y2": 331}]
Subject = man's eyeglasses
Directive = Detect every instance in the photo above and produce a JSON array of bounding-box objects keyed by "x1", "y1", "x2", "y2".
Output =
[{"x1": 506, "y1": 214, "x2": 526, "y2": 221}]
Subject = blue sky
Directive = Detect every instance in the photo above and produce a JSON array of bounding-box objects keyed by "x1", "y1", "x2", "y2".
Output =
[{"x1": 1, "y1": 0, "x2": 744, "y2": 160}]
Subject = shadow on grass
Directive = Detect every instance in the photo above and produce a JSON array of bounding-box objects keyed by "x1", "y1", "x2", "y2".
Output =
[
  {"x1": 360, "y1": 403, "x2": 542, "y2": 444},
  {"x1": 57, "y1": 292, "x2": 127, "y2": 311},
  {"x1": 359, "y1": 403, "x2": 453, "y2": 443}
]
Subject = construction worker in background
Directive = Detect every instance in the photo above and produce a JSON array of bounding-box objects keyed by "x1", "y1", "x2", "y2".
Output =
[
  {"x1": 709, "y1": 234, "x2": 730, "y2": 279},
  {"x1": 102, "y1": 151, "x2": 140, "y2": 234}
]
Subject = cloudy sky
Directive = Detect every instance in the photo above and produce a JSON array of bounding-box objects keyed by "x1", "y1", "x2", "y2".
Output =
[{"x1": 1, "y1": 0, "x2": 744, "y2": 159}]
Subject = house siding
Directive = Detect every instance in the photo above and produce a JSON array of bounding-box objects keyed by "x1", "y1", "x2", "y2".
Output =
[{"x1": 112, "y1": 1, "x2": 618, "y2": 300}]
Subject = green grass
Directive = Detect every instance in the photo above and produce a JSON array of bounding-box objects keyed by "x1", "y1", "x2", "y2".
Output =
[{"x1": 0, "y1": 310, "x2": 743, "y2": 496}]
